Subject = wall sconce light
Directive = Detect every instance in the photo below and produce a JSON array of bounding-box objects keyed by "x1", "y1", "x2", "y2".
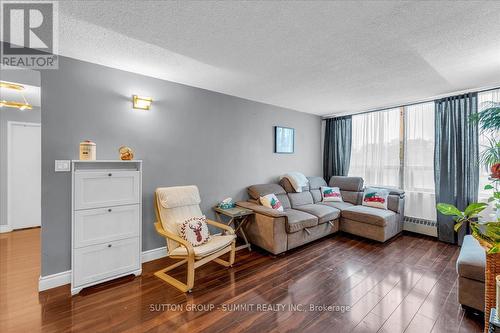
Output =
[
  {"x1": 132, "y1": 95, "x2": 153, "y2": 110},
  {"x1": 0, "y1": 81, "x2": 33, "y2": 111}
]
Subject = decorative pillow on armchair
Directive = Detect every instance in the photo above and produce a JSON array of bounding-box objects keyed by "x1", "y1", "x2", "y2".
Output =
[
  {"x1": 178, "y1": 216, "x2": 211, "y2": 247},
  {"x1": 362, "y1": 188, "x2": 389, "y2": 210},
  {"x1": 260, "y1": 193, "x2": 284, "y2": 212},
  {"x1": 321, "y1": 186, "x2": 343, "y2": 202}
]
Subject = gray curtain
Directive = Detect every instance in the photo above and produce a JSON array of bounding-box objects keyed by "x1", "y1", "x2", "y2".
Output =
[
  {"x1": 434, "y1": 93, "x2": 479, "y2": 244},
  {"x1": 323, "y1": 116, "x2": 352, "y2": 182}
]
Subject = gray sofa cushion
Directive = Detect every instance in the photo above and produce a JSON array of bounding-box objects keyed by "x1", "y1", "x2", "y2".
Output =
[
  {"x1": 248, "y1": 183, "x2": 286, "y2": 199},
  {"x1": 283, "y1": 209, "x2": 318, "y2": 233},
  {"x1": 329, "y1": 176, "x2": 364, "y2": 191},
  {"x1": 457, "y1": 235, "x2": 485, "y2": 282},
  {"x1": 341, "y1": 205, "x2": 397, "y2": 227},
  {"x1": 329, "y1": 176, "x2": 364, "y2": 205},
  {"x1": 320, "y1": 201, "x2": 354, "y2": 211},
  {"x1": 307, "y1": 177, "x2": 327, "y2": 203},
  {"x1": 294, "y1": 204, "x2": 340, "y2": 224},
  {"x1": 288, "y1": 192, "x2": 314, "y2": 207},
  {"x1": 276, "y1": 194, "x2": 292, "y2": 209},
  {"x1": 340, "y1": 191, "x2": 363, "y2": 205},
  {"x1": 307, "y1": 176, "x2": 327, "y2": 190},
  {"x1": 310, "y1": 189, "x2": 322, "y2": 203}
]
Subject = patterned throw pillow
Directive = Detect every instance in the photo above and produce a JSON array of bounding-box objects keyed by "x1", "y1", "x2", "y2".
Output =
[
  {"x1": 362, "y1": 188, "x2": 389, "y2": 210},
  {"x1": 178, "y1": 216, "x2": 211, "y2": 247},
  {"x1": 260, "y1": 193, "x2": 284, "y2": 212},
  {"x1": 321, "y1": 186, "x2": 343, "y2": 202}
]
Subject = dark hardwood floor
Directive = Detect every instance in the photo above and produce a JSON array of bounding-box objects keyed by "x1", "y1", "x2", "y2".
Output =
[{"x1": 0, "y1": 228, "x2": 484, "y2": 333}]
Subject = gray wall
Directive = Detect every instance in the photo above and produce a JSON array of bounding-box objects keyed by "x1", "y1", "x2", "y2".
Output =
[
  {"x1": 0, "y1": 68, "x2": 41, "y2": 227},
  {"x1": 40, "y1": 56, "x2": 322, "y2": 276}
]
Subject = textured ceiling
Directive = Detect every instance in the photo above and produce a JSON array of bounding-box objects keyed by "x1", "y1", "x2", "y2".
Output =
[{"x1": 55, "y1": 1, "x2": 500, "y2": 115}]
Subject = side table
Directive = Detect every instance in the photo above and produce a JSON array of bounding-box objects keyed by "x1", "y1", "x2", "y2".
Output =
[{"x1": 213, "y1": 206, "x2": 254, "y2": 251}]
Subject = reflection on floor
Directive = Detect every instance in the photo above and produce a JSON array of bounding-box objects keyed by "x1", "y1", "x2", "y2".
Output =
[{"x1": 0, "y1": 228, "x2": 484, "y2": 332}]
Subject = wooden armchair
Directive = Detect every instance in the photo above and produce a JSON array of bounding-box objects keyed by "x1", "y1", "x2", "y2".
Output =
[{"x1": 153, "y1": 186, "x2": 236, "y2": 292}]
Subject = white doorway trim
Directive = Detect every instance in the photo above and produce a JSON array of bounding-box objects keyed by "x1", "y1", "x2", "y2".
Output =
[{"x1": 7, "y1": 121, "x2": 41, "y2": 231}]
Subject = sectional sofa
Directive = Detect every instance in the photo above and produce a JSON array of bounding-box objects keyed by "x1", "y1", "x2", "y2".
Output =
[{"x1": 236, "y1": 176, "x2": 405, "y2": 255}]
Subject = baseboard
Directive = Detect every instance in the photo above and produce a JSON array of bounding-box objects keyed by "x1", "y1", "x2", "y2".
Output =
[
  {"x1": 38, "y1": 246, "x2": 168, "y2": 292},
  {"x1": 0, "y1": 224, "x2": 12, "y2": 233},
  {"x1": 39, "y1": 270, "x2": 71, "y2": 291},
  {"x1": 141, "y1": 246, "x2": 167, "y2": 262}
]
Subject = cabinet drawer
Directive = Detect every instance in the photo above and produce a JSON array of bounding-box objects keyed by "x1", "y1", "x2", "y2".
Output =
[
  {"x1": 74, "y1": 205, "x2": 140, "y2": 248},
  {"x1": 73, "y1": 237, "x2": 140, "y2": 287},
  {"x1": 74, "y1": 171, "x2": 140, "y2": 210}
]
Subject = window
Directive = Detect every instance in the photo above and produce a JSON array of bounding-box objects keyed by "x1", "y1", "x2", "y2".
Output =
[
  {"x1": 349, "y1": 102, "x2": 435, "y2": 221},
  {"x1": 349, "y1": 108, "x2": 400, "y2": 187},
  {"x1": 403, "y1": 102, "x2": 436, "y2": 221},
  {"x1": 478, "y1": 89, "x2": 500, "y2": 202}
]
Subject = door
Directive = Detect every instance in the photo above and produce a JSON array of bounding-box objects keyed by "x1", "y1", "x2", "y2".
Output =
[{"x1": 8, "y1": 122, "x2": 41, "y2": 229}]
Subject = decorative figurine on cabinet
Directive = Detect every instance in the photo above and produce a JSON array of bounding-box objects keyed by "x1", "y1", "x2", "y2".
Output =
[{"x1": 119, "y1": 146, "x2": 134, "y2": 160}]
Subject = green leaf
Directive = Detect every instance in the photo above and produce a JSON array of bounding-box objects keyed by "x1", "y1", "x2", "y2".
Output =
[
  {"x1": 485, "y1": 184, "x2": 495, "y2": 190},
  {"x1": 484, "y1": 224, "x2": 500, "y2": 242},
  {"x1": 454, "y1": 221, "x2": 464, "y2": 232},
  {"x1": 436, "y1": 203, "x2": 462, "y2": 216},
  {"x1": 464, "y1": 202, "x2": 488, "y2": 217},
  {"x1": 488, "y1": 244, "x2": 500, "y2": 254}
]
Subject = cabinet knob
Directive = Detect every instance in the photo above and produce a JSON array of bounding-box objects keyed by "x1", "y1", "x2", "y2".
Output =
[
  {"x1": 108, "y1": 173, "x2": 112, "y2": 177},
  {"x1": 107, "y1": 208, "x2": 112, "y2": 212},
  {"x1": 108, "y1": 244, "x2": 112, "y2": 248}
]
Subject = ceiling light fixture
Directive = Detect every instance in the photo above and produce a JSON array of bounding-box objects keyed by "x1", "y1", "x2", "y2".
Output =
[
  {"x1": 0, "y1": 81, "x2": 33, "y2": 111},
  {"x1": 133, "y1": 95, "x2": 153, "y2": 110}
]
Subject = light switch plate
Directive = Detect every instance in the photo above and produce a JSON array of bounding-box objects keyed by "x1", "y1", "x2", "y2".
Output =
[{"x1": 55, "y1": 160, "x2": 71, "y2": 172}]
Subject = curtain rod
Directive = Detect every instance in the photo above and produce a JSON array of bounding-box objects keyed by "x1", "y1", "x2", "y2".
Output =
[{"x1": 322, "y1": 84, "x2": 500, "y2": 119}]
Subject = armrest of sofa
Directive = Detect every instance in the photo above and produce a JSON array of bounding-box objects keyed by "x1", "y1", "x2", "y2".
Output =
[
  {"x1": 236, "y1": 201, "x2": 288, "y2": 255},
  {"x1": 371, "y1": 186, "x2": 405, "y2": 199},
  {"x1": 236, "y1": 201, "x2": 286, "y2": 218}
]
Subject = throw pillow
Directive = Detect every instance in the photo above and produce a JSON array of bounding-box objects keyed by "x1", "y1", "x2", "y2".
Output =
[
  {"x1": 178, "y1": 216, "x2": 211, "y2": 247},
  {"x1": 260, "y1": 193, "x2": 284, "y2": 212},
  {"x1": 362, "y1": 188, "x2": 389, "y2": 210},
  {"x1": 321, "y1": 186, "x2": 343, "y2": 202}
]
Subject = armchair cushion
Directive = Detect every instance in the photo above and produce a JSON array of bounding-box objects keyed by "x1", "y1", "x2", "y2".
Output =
[
  {"x1": 169, "y1": 234, "x2": 236, "y2": 257},
  {"x1": 157, "y1": 185, "x2": 201, "y2": 208}
]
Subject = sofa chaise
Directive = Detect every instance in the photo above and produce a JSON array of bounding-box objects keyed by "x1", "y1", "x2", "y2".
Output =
[{"x1": 237, "y1": 176, "x2": 405, "y2": 255}]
